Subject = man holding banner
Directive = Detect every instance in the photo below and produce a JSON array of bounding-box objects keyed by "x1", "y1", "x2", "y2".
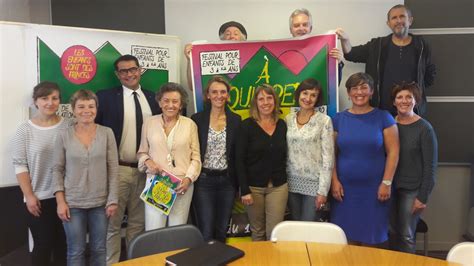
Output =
[
  {"x1": 337, "y1": 4, "x2": 436, "y2": 116},
  {"x1": 289, "y1": 7, "x2": 345, "y2": 78}
]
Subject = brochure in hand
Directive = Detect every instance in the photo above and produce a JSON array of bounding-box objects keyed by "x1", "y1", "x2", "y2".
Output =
[{"x1": 140, "y1": 170, "x2": 181, "y2": 216}]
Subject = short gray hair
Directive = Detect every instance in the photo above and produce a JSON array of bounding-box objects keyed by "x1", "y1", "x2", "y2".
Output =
[
  {"x1": 289, "y1": 8, "x2": 313, "y2": 31},
  {"x1": 70, "y1": 89, "x2": 98, "y2": 109}
]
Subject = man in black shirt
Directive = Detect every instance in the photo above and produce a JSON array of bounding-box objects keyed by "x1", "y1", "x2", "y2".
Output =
[{"x1": 336, "y1": 4, "x2": 436, "y2": 116}]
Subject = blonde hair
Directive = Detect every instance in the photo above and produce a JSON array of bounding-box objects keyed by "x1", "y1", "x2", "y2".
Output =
[{"x1": 249, "y1": 84, "x2": 280, "y2": 122}]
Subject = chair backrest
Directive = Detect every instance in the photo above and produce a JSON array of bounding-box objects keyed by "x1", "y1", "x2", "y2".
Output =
[
  {"x1": 446, "y1": 242, "x2": 474, "y2": 266},
  {"x1": 127, "y1": 224, "x2": 204, "y2": 260},
  {"x1": 270, "y1": 221, "x2": 348, "y2": 244}
]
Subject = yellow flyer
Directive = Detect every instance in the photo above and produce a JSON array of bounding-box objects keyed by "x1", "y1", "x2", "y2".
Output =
[{"x1": 140, "y1": 171, "x2": 181, "y2": 216}]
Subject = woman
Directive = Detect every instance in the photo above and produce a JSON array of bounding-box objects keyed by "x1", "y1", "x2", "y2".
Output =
[
  {"x1": 330, "y1": 73, "x2": 399, "y2": 245},
  {"x1": 137, "y1": 82, "x2": 201, "y2": 230},
  {"x1": 389, "y1": 82, "x2": 438, "y2": 253},
  {"x1": 53, "y1": 89, "x2": 118, "y2": 266},
  {"x1": 286, "y1": 78, "x2": 334, "y2": 221},
  {"x1": 12, "y1": 81, "x2": 70, "y2": 266},
  {"x1": 236, "y1": 84, "x2": 288, "y2": 241},
  {"x1": 191, "y1": 76, "x2": 241, "y2": 242}
]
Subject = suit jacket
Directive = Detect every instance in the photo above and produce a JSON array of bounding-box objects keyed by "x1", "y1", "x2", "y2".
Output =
[
  {"x1": 95, "y1": 86, "x2": 161, "y2": 148},
  {"x1": 191, "y1": 106, "x2": 241, "y2": 188}
]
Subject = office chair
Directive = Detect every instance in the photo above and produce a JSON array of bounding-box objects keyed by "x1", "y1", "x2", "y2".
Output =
[
  {"x1": 446, "y1": 242, "x2": 474, "y2": 266},
  {"x1": 127, "y1": 224, "x2": 204, "y2": 259},
  {"x1": 270, "y1": 221, "x2": 348, "y2": 244},
  {"x1": 416, "y1": 218, "x2": 429, "y2": 256}
]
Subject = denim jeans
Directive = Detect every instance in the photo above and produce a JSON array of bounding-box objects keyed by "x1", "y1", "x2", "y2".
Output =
[
  {"x1": 26, "y1": 198, "x2": 66, "y2": 266},
  {"x1": 193, "y1": 173, "x2": 235, "y2": 242},
  {"x1": 389, "y1": 188, "x2": 420, "y2": 253},
  {"x1": 288, "y1": 192, "x2": 321, "y2": 221},
  {"x1": 63, "y1": 206, "x2": 108, "y2": 266}
]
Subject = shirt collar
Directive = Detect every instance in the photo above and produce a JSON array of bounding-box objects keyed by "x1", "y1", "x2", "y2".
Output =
[{"x1": 122, "y1": 85, "x2": 142, "y2": 97}]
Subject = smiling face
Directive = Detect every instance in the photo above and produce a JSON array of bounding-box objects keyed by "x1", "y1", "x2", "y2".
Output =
[
  {"x1": 159, "y1": 91, "x2": 182, "y2": 119},
  {"x1": 394, "y1": 89, "x2": 416, "y2": 115},
  {"x1": 35, "y1": 90, "x2": 60, "y2": 117},
  {"x1": 387, "y1": 7, "x2": 413, "y2": 38},
  {"x1": 115, "y1": 60, "x2": 141, "y2": 90},
  {"x1": 207, "y1": 81, "x2": 229, "y2": 109},
  {"x1": 290, "y1": 13, "x2": 312, "y2": 37},
  {"x1": 73, "y1": 99, "x2": 97, "y2": 124},
  {"x1": 298, "y1": 88, "x2": 319, "y2": 110},
  {"x1": 349, "y1": 83, "x2": 373, "y2": 108},
  {"x1": 256, "y1": 90, "x2": 275, "y2": 117}
]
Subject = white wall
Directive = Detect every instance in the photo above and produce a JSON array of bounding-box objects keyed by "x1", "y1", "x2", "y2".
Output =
[{"x1": 0, "y1": 0, "x2": 52, "y2": 188}]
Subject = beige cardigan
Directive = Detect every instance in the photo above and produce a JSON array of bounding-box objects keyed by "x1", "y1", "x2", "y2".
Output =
[{"x1": 137, "y1": 114, "x2": 201, "y2": 182}]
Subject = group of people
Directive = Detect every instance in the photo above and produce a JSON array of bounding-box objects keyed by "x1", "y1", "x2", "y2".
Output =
[{"x1": 12, "y1": 4, "x2": 438, "y2": 266}]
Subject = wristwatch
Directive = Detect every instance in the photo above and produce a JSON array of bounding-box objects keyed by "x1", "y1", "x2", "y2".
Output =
[{"x1": 382, "y1": 179, "x2": 392, "y2": 186}]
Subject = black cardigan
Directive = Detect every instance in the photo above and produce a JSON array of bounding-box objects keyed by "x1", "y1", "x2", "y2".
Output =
[{"x1": 235, "y1": 118, "x2": 288, "y2": 196}]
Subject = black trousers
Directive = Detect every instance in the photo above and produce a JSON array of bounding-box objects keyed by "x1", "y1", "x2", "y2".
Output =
[{"x1": 25, "y1": 198, "x2": 67, "y2": 266}]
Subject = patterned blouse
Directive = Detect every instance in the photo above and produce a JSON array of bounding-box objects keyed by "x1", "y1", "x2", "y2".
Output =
[
  {"x1": 202, "y1": 127, "x2": 227, "y2": 170},
  {"x1": 286, "y1": 111, "x2": 334, "y2": 196}
]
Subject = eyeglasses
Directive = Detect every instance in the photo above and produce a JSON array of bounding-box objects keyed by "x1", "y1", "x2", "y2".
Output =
[
  {"x1": 117, "y1": 67, "x2": 139, "y2": 76},
  {"x1": 350, "y1": 84, "x2": 371, "y2": 92}
]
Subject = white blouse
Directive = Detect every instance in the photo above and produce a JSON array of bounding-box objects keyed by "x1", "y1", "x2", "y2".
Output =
[{"x1": 286, "y1": 111, "x2": 334, "y2": 197}]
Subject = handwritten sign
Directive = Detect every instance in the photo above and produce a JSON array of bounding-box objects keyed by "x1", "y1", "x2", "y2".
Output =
[
  {"x1": 57, "y1": 104, "x2": 73, "y2": 118},
  {"x1": 60, "y1": 45, "x2": 97, "y2": 84},
  {"x1": 131, "y1": 45, "x2": 169, "y2": 70},
  {"x1": 200, "y1": 50, "x2": 240, "y2": 75}
]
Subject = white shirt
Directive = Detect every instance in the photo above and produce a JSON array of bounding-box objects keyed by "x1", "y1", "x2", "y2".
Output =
[{"x1": 119, "y1": 85, "x2": 153, "y2": 162}]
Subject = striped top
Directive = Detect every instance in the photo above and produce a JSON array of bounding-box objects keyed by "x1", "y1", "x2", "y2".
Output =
[{"x1": 12, "y1": 117, "x2": 73, "y2": 200}]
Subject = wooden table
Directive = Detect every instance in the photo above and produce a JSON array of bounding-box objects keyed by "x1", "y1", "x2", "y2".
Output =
[
  {"x1": 306, "y1": 242, "x2": 459, "y2": 266},
  {"x1": 114, "y1": 241, "x2": 459, "y2": 266}
]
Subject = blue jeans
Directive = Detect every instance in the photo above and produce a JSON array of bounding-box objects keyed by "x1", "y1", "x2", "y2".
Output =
[
  {"x1": 389, "y1": 188, "x2": 420, "y2": 253},
  {"x1": 193, "y1": 172, "x2": 235, "y2": 242},
  {"x1": 288, "y1": 192, "x2": 321, "y2": 221},
  {"x1": 63, "y1": 206, "x2": 108, "y2": 266}
]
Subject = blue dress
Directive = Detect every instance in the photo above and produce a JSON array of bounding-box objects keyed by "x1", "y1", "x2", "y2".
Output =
[{"x1": 331, "y1": 108, "x2": 395, "y2": 244}]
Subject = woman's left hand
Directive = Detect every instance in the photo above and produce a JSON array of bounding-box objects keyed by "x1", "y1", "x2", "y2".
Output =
[
  {"x1": 377, "y1": 183, "x2": 391, "y2": 202},
  {"x1": 106, "y1": 204, "x2": 118, "y2": 218},
  {"x1": 315, "y1": 195, "x2": 327, "y2": 210},
  {"x1": 175, "y1": 177, "x2": 192, "y2": 195}
]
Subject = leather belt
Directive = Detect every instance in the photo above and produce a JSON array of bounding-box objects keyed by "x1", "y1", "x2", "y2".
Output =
[
  {"x1": 119, "y1": 161, "x2": 138, "y2": 168},
  {"x1": 202, "y1": 168, "x2": 228, "y2": 176}
]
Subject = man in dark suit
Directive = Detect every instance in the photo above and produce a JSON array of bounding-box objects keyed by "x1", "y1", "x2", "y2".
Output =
[{"x1": 95, "y1": 54, "x2": 161, "y2": 265}]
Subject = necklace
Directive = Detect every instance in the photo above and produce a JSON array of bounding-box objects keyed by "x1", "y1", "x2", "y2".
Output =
[{"x1": 296, "y1": 110, "x2": 314, "y2": 126}]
